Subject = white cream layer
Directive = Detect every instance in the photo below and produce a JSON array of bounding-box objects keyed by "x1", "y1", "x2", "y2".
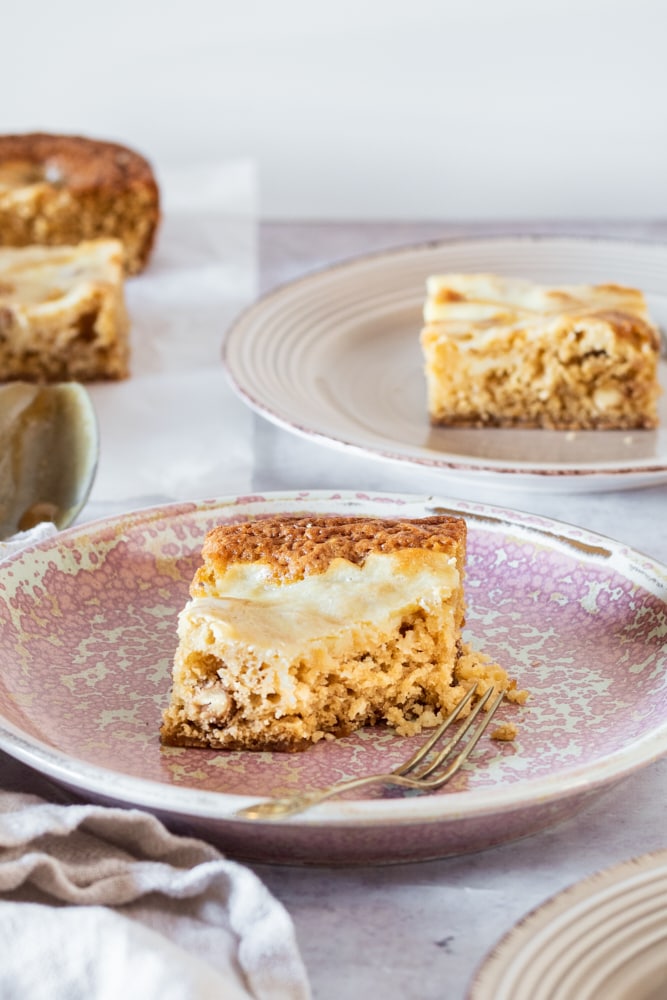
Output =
[
  {"x1": 422, "y1": 273, "x2": 654, "y2": 350},
  {"x1": 180, "y1": 551, "x2": 459, "y2": 656},
  {"x1": 0, "y1": 240, "x2": 124, "y2": 310},
  {"x1": 424, "y1": 273, "x2": 648, "y2": 320}
]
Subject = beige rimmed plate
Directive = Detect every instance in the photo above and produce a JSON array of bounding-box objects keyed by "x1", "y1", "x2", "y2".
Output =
[
  {"x1": 469, "y1": 849, "x2": 667, "y2": 1000},
  {"x1": 223, "y1": 236, "x2": 667, "y2": 492}
]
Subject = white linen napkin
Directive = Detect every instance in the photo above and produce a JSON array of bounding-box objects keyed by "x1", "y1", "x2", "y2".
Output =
[
  {"x1": 87, "y1": 159, "x2": 258, "y2": 505},
  {"x1": 0, "y1": 527, "x2": 310, "y2": 1000},
  {"x1": 0, "y1": 792, "x2": 310, "y2": 1000},
  {"x1": 0, "y1": 520, "x2": 58, "y2": 558}
]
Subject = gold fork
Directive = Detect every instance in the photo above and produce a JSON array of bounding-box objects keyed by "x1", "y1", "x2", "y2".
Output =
[{"x1": 235, "y1": 684, "x2": 505, "y2": 820}]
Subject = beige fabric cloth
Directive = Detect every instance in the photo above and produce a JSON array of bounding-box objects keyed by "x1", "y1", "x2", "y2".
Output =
[{"x1": 0, "y1": 791, "x2": 310, "y2": 999}]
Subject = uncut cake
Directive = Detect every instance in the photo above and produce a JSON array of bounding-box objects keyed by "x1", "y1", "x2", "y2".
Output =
[
  {"x1": 0, "y1": 239, "x2": 129, "y2": 381},
  {"x1": 161, "y1": 514, "x2": 522, "y2": 752},
  {"x1": 420, "y1": 273, "x2": 661, "y2": 430}
]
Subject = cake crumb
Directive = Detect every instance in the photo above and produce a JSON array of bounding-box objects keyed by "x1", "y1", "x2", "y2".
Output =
[
  {"x1": 491, "y1": 722, "x2": 518, "y2": 742},
  {"x1": 505, "y1": 681, "x2": 530, "y2": 706}
]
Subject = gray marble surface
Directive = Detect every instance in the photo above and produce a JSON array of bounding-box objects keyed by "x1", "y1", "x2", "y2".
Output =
[{"x1": 3, "y1": 220, "x2": 667, "y2": 999}]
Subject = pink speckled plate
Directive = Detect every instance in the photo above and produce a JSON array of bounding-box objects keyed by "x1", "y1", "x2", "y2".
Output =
[{"x1": 0, "y1": 491, "x2": 666, "y2": 865}]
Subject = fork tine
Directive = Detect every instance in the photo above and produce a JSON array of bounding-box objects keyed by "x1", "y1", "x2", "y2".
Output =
[
  {"x1": 392, "y1": 682, "x2": 478, "y2": 776},
  {"x1": 409, "y1": 685, "x2": 496, "y2": 780},
  {"x1": 412, "y1": 687, "x2": 506, "y2": 789}
]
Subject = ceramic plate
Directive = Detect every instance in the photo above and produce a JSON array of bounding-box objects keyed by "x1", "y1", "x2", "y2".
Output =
[
  {"x1": 469, "y1": 849, "x2": 667, "y2": 1000},
  {"x1": 0, "y1": 491, "x2": 666, "y2": 864},
  {"x1": 223, "y1": 236, "x2": 667, "y2": 492}
]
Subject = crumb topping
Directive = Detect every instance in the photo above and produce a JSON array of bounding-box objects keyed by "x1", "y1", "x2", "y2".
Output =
[
  {"x1": 0, "y1": 133, "x2": 157, "y2": 194},
  {"x1": 198, "y1": 514, "x2": 466, "y2": 583}
]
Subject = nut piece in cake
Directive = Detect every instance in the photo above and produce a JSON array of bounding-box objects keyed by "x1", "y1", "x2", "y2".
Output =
[
  {"x1": 0, "y1": 240, "x2": 130, "y2": 381},
  {"x1": 161, "y1": 514, "x2": 520, "y2": 752},
  {"x1": 0, "y1": 132, "x2": 160, "y2": 275},
  {"x1": 420, "y1": 273, "x2": 661, "y2": 430}
]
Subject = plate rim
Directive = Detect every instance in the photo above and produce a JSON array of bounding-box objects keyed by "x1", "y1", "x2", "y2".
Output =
[
  {"x1": 1, "y1": 489, "x2": 666, "y2": 828},
  {"x1": 467, "y1": 846, "x2": 667, "y2": 999},
  {"x1": 222, "y1": 233, "x2": 667, "y2": 483}
]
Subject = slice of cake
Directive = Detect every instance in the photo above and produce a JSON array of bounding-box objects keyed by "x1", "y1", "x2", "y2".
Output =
[
  {"x1": 0, "y1": 239, "x2": 130, "y2": 381},
  {"x1": 161, "y1": 514, "x2": 521, "y2": 752},
  {"x1": 0, "y1": 132, "x2": 160, "y2": 275},
  {"x1": 420, "y1": 273, "x2": 661, "y2": 429}
]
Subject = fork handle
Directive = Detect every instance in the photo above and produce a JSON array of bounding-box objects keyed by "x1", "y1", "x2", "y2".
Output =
[{"x1": 235, "y1": 772, "x2": 406, "y2": 820}]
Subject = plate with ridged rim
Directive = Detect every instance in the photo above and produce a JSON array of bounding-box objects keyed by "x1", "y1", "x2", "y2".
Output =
[
  {"x1": 0, "y1": 490, "x2": 666, "y2": 864},
  {"x1": 223, "y1": 236, "x2": 667, "y2": 493},
  {"x1": 469, "y1": 848, "x2": 667, "y2": 1000}
]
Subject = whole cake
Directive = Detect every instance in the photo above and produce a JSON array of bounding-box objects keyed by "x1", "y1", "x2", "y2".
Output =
[
  {"x1": 161, "y1": 514, "x2": 522, "y2": 752},
  {"x1": 0, "y1": 239, "x2": 129, "y2": 381},
  {"x1": 0, "y1": 132, "x2": 160, "y2": 275},
  {"x1": 421, "y1": 273, "x2": 661, "y2": 430}
]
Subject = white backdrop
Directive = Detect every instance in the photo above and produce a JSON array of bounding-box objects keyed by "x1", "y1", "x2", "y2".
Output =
[{"x1": 2, "y1": 0, "x2": 666, "y2": 220}]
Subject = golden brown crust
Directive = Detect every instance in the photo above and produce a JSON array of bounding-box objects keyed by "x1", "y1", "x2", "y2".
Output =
[
  {"x1": 196, "y1": 514, "x2": 466, "y2": 586},
  {"x1": 159, "y1": 730, "x2": 317, "y2": 752},
  {"x1": 0, "y1": 133, "x2": 160, "y2": 274},
  {"x1": 429, "y1": 414, "x2": 658, "y2": 430},
  {"x1": 0, "y1": 132, "x2": 157, "y2": 194}
]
